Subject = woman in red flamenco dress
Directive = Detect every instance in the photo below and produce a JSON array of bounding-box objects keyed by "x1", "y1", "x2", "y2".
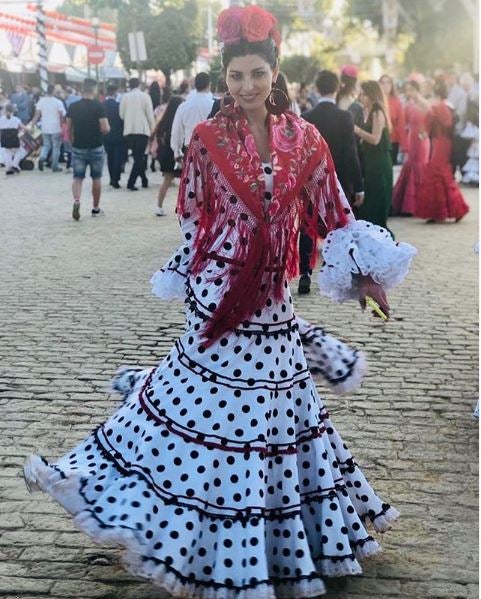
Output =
[
  {"x1": 414, "y1": 79, "x2": 470, "y2": 223},
  {"x1": 392, "y1": 79, "x2": 431, "y2": 215}
]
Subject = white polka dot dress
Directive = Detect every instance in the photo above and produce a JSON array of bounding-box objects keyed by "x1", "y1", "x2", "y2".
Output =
[{"x1": 24, "y1": 157, "x2": 416, "y2": 598}]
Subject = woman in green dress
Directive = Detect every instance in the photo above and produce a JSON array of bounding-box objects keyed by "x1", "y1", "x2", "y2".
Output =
[{"x1": 354, "y1": 80, "x2": 393, "y2": 235}]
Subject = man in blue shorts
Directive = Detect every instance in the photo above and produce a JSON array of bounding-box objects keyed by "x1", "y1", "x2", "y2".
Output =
[{"x1": 66, "y1": 78, "x2": 110, "y2": 220}]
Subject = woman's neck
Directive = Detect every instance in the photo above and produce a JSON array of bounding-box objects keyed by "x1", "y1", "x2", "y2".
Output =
[{"x1": 243, "y1": 106, "x2": 269, "y2": 130}]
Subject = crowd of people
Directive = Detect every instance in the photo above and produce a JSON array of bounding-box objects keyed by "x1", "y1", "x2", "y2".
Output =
[
  {"x1": 15, "y1": 4, "x2": 475, "y2": 598},
  {"x1": 1, "y1": 66, "x2": 477, "y2": 228},
  {"x1": 22, "y1": 7, "x2": 419, "y2": 599}
]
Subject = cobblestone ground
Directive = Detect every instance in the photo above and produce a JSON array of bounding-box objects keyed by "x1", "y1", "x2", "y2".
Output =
[{"x1": 0, "y1": 163, "x2": 478, "y2": 599}]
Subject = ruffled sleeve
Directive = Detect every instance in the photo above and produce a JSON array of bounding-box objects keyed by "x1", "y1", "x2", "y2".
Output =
[
  {"x1": 297, "y1": 317, "x2": 367, "y2": 395},
  {"x1": 318, "y1": 220, "x2": 417, "y2": 302},
  {"x1": 150, "y1": 140, "x2": 204, "y2": 301}
]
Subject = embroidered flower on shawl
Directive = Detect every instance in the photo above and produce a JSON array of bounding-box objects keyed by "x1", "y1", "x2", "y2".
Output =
[
  {"x1": 267, "y1": 199, "x2": 280, "y2": 218},
  {"x1": 178, "y1": 109, "x2": 350, "y2": 344},
  {"x1": 244, "y1": 133, "x2": 257, "y2": 157},
  {"x1": 272, "y1": 119, "x2": 304, "y2": 152}
]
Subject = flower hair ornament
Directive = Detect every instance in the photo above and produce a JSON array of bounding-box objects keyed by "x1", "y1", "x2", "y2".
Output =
[{"x1": 217, "y1": 5, "x2": 281, "y2": 50}]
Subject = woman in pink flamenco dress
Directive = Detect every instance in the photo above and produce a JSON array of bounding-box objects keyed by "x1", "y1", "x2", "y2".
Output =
[
  {"x1": 392, "y1": 80, "x2": 431, "y2": 216},
  {"x1": 414, "y1": 79, "x2": 470, "y2": 223}
]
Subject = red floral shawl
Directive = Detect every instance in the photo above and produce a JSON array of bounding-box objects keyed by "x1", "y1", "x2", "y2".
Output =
[{"x1": 178, "y1": 107, "x2": 349, "y2": 343}]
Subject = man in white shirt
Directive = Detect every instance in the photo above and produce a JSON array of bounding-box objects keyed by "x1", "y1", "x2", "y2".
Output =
[
  {"x1": 30, "y1": 84, "x2": 66, "y2": 172},
  {"x1": 171, "y1": 72, "x2": 214, "y2": 164},
  {"x1": 119, "y1": 77, "x2": 155, "y2": 191}
]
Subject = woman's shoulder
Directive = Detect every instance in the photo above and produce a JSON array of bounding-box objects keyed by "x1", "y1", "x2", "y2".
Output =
[{"x1": 285, "y1": 111, "x2": 321, "y2": 139}]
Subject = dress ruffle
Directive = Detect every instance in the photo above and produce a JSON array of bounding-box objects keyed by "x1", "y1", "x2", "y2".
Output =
[
  {"x1": 414, "y1": 162, "x2": 470, "y2": 221},
  {"x1": 297, "y1": 317, "x2": 367, "y2": 395},
  {"x1": 150, "y1": 242, "x2": 191, "y2": 300},
  {"x1": 318, "y1": 220, "x2": 417, "y2": 303}
]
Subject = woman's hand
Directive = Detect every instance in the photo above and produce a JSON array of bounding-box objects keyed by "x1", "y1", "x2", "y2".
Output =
[
  {"x1": 357, "y1": 274, "x2": 390, "y2": 319},
  {"x1": 353, "y1": 192, "x2": 365, "y2": 207},
  {"x1": 354, "y1": 124, "x2": 361, "y2": 136}
]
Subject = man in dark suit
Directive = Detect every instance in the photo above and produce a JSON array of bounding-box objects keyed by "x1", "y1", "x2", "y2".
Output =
[
  {"x1": 298, "y1": 70, "x2": 364, "y2": 294},
  {"x1": 103, "y1": 84, "x2": 124, "y2": 188}
]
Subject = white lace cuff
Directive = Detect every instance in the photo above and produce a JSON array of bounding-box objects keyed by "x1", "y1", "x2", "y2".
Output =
[
  {"x1": 318, "y1": 220, "x2": 417, "y2": 302},
  {"x1": 150, "y1": 243, "x2": 191, "y2": 300}
]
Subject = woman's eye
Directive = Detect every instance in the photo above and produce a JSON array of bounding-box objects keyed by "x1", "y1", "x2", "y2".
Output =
[
  {"x1": 254, "y1": 71, "x2": 266, "y2": 78},
  {"x1": 230, "y1": 73, "x2": 241, "y2": 80}
]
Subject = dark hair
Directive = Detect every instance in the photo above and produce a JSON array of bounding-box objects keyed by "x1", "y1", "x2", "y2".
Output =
[
  {"x1": 178, "y1": 80, "x2": 189, "y2": 94},
  {"x1": 360, "y1": 80, "x2": 392, "y2": 132},
  {"x1": 379, "y1": 74, "x2": 396, "y2": 97},
  {"x1": 336, "y1": 73, "x2": 357, "y2": 103},
  {"x1": 405, "y1": 79, "x2": 420, "y2": 92},
  {"x1": 162, "y1": 86, "x2": 172, "y2": 105},
  {"x1": 83, "y1": 78, "x2": 97, "y2": 93},
  {"x1": 129, "y1": 77, "x2": 140, "y2": 89},
  {"x1": 155, "y1": 95, "x2": 184, "y2": 139},
  {"x1": 221, "y1": 38, "x2": 278, "y2": 70},
  {"x1": 275, "y1": 72, "x2": 292, "y2": 101},
  {"x1": 149, "y1": 81, "x2": 161, "y2": 108},
  {"x1": 316, "y1": 70, "x2": 339, "y2": 96},
  {"x1": 107, "y1": 84, "x2": 118, "y2": 96},
  {"x1": 195, "y1": 72, "x2": 211, "y2": 92},
  {"x1": 215, "y1": 77, "x2": 228, "y2": 94},
  {"x1": 47, "y1": 83, "x2": 55, "y2": 95},
  {"x1": 433, "y1": 78, "x2": 448, "y2": 100}
]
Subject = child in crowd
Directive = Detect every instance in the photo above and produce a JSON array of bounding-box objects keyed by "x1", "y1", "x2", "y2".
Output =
[{"x1": 0, "y1": 104, "x2": 26, "y2": 174}]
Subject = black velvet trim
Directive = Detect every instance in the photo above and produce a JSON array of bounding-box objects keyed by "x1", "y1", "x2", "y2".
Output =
[
  {"x1": 300, "y1": 326, "x2": 360, "y2": 386},
  {"x1": 139, "y1": 368, "x2": 324, "y2": 455},
  {"x1": 76, "y1": 428, "x2": 353, "y2": 524},
  {"x1": 185, "y1": 282, "x2": 299, "y2": 337},
  {"x1": 172, "y1": 337, "x2": 311, "y2": 391},
  {"x1": 360, "y1": 503, "x2": 393, "y2": 524},
  {"x1": 141, "y1": 553, "x2": 325, "y2": 593},
  {"x1": 160, "y1": 266, "x2": 188, "y2": 278},
  {"x1": 338, "y1": 457, "x2": 359, "y2": 475}
]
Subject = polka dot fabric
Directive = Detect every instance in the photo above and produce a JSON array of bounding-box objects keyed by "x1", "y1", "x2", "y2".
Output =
[
  {"x1": 24, "y1": 153, "x2": 401, "y2": 598},
  {"x1": 25, "y1": 270, "x2": 399, "y2": 598}
]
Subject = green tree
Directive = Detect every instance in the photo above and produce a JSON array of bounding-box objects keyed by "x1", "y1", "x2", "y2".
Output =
[
  {"x1": 116, "y1": 2, "x2": 199, "y2": 74},
  {"x1": 348, "y1": 0, "x2": 475, "y2": 72},
  {"x1": 280, "y1": 54, "x2": 321, "y2": 84},
  {"x1": 58, "y1": 0, "x2": 200, "y2": 77}
]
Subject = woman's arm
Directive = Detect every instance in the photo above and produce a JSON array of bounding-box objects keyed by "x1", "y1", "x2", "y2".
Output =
[
  {"x1": 303, "y1": 134, "x2": 416, "y2": 312},
  {"x1": 354, "y1": 110, "x2": 385, "y2": 145}
]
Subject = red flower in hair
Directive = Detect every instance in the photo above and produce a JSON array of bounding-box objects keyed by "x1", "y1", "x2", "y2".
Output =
[
  {"x1": 241, "y1": 5, "x2": 277, "y2": 43},
  {"x1": 217, "y1": 6, "x2": 281, "y2": 49},
  {"x1": 217, "y1": 7, "x2": 244, "y2": 46}
]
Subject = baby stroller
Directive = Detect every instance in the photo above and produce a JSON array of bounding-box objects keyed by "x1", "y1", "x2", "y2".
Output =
[{"x1": 18, "y1": 126, "x2": 42, "y2": 171}]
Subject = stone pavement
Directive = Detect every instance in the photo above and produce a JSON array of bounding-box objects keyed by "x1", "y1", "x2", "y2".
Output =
[{"x1": 0, "y1": 164, "x2": 478, "y2": 599}]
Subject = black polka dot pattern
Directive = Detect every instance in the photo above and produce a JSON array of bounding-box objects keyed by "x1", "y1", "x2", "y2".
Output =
[{"x1": 33, "y1": 248, "x2": 397, "y2": 596}]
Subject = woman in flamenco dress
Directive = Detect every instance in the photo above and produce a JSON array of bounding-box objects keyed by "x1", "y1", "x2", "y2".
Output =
[
  {"x1": 414, "y1": 79, "x2": 470, "y2": 223},
  {"x1": 379, "y1": 74, "x2": 405, "y2": 166},
  {"x1": 24, "y1": 7, "x2": 417, "y2": 598},
  {"x1": 392, "y1": 79, "x2": 431, "y2": 216}
]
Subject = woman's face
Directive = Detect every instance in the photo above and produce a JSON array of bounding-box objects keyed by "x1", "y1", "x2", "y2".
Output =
[
  {"x1": 380, "y1": 76, "x2": 393, "y2": 95},
  {"x1": 358, "y1": 89, "x2": 371, "y2": 109},
  {"x1": 226, "y1": 54, "x2": 278, "y2": 113},
  {"x1": 404, "y1": 82, "x2": 417, "y2": 99}
]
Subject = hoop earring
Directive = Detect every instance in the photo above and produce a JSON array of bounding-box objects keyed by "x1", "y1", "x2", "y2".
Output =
[
  {"x1": 265, "y1": 87, "x2": 290, "y2": 115},
  {"x1": 220, "y1": 92, "x2": 235, "y2": 116}
]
